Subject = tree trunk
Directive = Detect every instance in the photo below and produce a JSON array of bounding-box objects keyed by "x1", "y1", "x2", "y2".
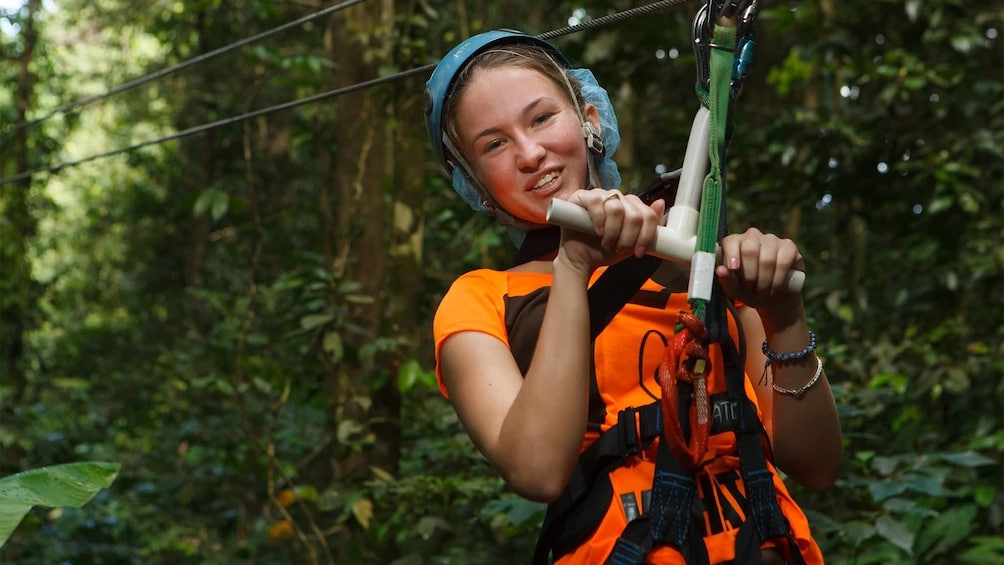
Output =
[
  {"x1": 0, "y1": 0, "x2": 38, "y2": 475},
  {"x1": 307, "y1": 1, "x2": 395, "y2": 492}
]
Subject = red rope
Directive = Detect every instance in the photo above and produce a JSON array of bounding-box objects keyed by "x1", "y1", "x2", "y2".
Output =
[{"x1": 659, "y1": 311, "x2": 712, "y2": 471}]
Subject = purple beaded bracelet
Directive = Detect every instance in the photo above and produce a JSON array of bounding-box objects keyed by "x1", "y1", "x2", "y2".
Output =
[{"x1": 762, "y1": 331, "x2": 817, "y2": 364}]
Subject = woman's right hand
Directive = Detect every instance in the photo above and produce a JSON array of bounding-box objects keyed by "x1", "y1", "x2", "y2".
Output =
[{"x1": 556, "y1": 189, "x2": 667, "y2": 274}]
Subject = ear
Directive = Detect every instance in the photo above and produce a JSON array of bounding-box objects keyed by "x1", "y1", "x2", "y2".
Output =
[
  {"x1": 581, "y1": 103, "x2": 605, "y2": 156},
  {"x1": 583, "y1": 103, "x2": 601, "y2": 133}
]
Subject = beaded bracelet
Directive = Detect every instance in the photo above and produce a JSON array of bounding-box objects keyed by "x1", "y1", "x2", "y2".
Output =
[
  {"x1": 762, "y1": 331, "x2": 817, "y2": 363},
  {"x1": 772, "y1": 356, "x2": 824, "y2": 398}
]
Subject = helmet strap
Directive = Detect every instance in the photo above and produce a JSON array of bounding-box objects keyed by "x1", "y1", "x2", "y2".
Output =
[{"x1": 551, "y1": 59, "x2": 605, "y2": 189}]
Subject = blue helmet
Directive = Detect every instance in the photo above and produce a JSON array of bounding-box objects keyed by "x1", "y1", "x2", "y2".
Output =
[{"x1": 424, "y1": 29, "x2": 622, "y2": 220}]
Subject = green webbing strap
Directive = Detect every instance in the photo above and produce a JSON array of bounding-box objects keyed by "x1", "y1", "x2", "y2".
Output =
[{"x1": 691, "y1": 24, "x2": 737, "y2": 322}]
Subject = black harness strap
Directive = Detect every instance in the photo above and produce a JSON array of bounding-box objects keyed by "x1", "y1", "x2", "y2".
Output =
[
  {"x1": 532, "y1": 403, "x2": 663, "y2": 564},
  {"x1": 722, "y1": 339, "x2": 808, "y2": 565},
  {"x1": 528, "y1": 246, "x2": 662, "y2": 565},
  {"x1": 603, "y1": 379, "x2": 705, "y2": 565},
  {"x1": 605, "y1": 437, "x2": 711, "y2": 565},
  {"x1": 587, "y1": 255, "x2": 663, "y2": 338}
]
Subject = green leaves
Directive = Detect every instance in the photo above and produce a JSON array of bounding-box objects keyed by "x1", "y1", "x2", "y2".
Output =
[
  {"x1": 192, "y1": 187, "x2": 229, "y2": 221},
  {"x1": 0, "y1": 462, "x2": 120, "y2": 547},
  {"x1": 396, "y1": 359, "x2": 436, "y2": 393}
]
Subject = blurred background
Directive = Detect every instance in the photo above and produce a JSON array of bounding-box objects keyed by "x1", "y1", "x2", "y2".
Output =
[{"x1": 0, "y1": 0, "x2": 1000, "y2": 563}]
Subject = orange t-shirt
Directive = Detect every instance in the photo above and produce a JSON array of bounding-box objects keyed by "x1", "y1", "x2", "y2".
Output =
[{"x1": 433, "y1": 267, "x2": 823, "y2": 564}]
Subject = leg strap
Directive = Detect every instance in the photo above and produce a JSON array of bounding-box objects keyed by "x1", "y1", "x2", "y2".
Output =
[
  {"x1": 533, "y1": 403, "x2": 663, "y2": 564},
  {"x1": 604, "y1": 438, "x2": 711, "y2": 565}
]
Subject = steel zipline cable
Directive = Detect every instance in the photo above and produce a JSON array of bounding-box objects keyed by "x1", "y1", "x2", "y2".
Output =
[
  {"x1": 0, "y1": 0, "x2": 367, "y2": 142},
  {"x1": 536, "y1": 0, "x2": 696, "y2": 41},
  {"x1": 0, "y1": 0, "x2": 698, "y2": 187}
]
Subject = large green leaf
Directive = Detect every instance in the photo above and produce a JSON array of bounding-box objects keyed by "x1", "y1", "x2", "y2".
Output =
[{"x1": 0, "y1": 462, "x2": 120, "y2": 547}]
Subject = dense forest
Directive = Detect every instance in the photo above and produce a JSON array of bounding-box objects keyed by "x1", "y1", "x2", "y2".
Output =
[{"x1": 0, "y1": 0, "x2": 1001, "y2": 563}]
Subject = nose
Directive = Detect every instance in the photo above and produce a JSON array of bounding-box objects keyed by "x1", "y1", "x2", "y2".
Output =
[{"x1": 513, "y1": 132, "x2": 545, "y2": 171}]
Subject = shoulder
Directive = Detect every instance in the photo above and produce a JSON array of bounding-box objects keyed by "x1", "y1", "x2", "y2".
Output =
[
  {"x1": 443, "y1": 267, "x2": 552, "y2": 302},
  {"x1": 434, "y1": 268, "x2": 547, "y2": 330},
  {"x1": 439, "y1": 269, "x2": 513, "y2": 308}
]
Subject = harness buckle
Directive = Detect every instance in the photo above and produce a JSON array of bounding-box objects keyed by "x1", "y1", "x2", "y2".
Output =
[{"x1": 617, "y1": 407, "x2": 641, "y2": 457}]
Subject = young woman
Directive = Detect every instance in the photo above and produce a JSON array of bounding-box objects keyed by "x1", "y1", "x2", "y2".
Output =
[{"x1": 424, "y1": 30, "x2": 842, "y2": 564}]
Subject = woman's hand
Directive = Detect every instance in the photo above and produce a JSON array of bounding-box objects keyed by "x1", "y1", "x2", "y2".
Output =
[
  {"x1": 715, "y1": 227, "x2": 805, "y2": 313},
  {"x1": 556, "y1": 189, "x2": 666, "y2": 274}
]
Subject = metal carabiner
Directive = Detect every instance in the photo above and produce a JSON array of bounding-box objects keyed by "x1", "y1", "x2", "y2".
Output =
[
  {"x1": 713, "y1": 0, "x2": 759, "y2": 29},
  {"x1": 692, "y1": 3, "x2": 713, "y2": 93},
  {"x1": 692, "y1": 0, "x2": 759, "y2": 96},
  {"x1": 733, "y1": 0, "x2": 760, "y2": 36}
]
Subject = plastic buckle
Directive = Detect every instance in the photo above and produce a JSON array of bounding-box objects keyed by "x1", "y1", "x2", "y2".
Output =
[{"x1": 617, "y1": 407, "x2": 640, "y2": 457}]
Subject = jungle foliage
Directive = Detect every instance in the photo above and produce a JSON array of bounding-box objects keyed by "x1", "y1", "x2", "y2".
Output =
[{"x1": 0, "y1": 0, "x2": 1001, "y2": 563}]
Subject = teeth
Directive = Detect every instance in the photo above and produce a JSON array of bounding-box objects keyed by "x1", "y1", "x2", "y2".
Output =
[{"x1": 534, "y1": 172, "x2": 558, "y2": 190}]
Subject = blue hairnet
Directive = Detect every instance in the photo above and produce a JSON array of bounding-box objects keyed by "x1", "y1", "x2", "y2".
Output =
[{"x1": 571, "y1": 68, "x2": 622, "y2": 192}]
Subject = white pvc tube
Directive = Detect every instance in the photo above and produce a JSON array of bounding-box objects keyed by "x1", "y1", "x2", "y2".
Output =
[
  {"x1": 547, "y1": 198, "x2": 697, "y2": 264},
  {"x1": 545, "y1": 199, "x2": 805, "y2": 293}
]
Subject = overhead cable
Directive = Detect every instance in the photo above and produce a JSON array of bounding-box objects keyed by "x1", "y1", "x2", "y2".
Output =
[
  {"x1": 0, "y1": 0, "x2": 367, "y2": 141},
  {"x1": 0, "y1": 65, "x2": 433, "y2": 187},
  {"x1": 537, "y1": 0, "x2": 696, "y2": 41},
  {"x1": 0, "y1": 0, "x2": 698, "y2": 187}
]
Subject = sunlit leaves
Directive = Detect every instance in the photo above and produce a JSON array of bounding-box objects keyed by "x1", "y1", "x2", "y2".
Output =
[{"x1": 351, "y1": 497, "x2": 373, "y2": 529}]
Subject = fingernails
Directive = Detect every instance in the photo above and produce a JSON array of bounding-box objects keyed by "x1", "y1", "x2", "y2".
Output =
[
  {"x1": 727, "y1": 257, "x2": 739, "y2": 269},
  {"x1": 635, "y1": 246, "x2": 647, "y2": 258}
]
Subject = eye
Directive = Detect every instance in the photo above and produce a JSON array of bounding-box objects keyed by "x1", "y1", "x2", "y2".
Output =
[
  {"x1": 533, "y1": 112, "x2": 554, "y2": 125},
  {"x1": 482, "y1": 138, "x2": 505, "y2": 154}
]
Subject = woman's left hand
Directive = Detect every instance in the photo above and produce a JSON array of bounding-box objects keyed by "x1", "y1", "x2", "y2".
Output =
[{"x1": 715, "y1": 227, "x2": 805, "y2": 310}]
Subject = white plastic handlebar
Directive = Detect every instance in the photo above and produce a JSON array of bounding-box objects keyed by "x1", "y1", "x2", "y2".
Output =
[{"x1": 545, "y1": 198, "x2": 805, "y2": 293}]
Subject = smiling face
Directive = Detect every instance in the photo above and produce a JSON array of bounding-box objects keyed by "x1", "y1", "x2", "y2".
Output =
[{"x1": 451, "y1": 64, "x2": 599, "y2": 225}]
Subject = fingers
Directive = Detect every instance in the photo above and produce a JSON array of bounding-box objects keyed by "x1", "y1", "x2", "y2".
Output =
[
  {"x1": 719, "y1": 228, "x2": 804, "y2": 296},
  {"x1": 638, "y1": 198, "x2": 666, "y2": 257},
  {"x1": 576, "y1": 190, "x2": 663, "y2": 257}
]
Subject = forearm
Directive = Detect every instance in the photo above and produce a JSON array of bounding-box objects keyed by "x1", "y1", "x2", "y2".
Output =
[
  {"x1": 760, "y1": 300, "x2": 843, "y2": 490},
  {"x1": 495, "y1": 255, "x2": 594, "y2": 500}
]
